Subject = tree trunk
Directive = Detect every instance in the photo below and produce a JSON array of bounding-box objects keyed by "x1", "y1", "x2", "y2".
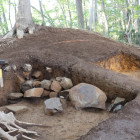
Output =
[
  {"x1": 9, "y1": 0, "x2": 12, "y2": 28},
  {"x1": 100, "y1": 0, "x2": 109, "y2": 35},
  {"x1": 2, "y1": 12, "x2": 9, "y2": 32},
  {"x1": 39, "y1": 0, "x2": 45, "y2": 26},
  {"x1": 89, "y1": 0, "x2": 97, "y2": 31},
  {"x1": 135, "y1": 0, "x2": 140, "y2": 45},
  {"x1": 76, "y1": 0, "x2": 84, "y2": 29},
  {"x1": 15, "y1": 0, "x2": 35, "y2": 38}
]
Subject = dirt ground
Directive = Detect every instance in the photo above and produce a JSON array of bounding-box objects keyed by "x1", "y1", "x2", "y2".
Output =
[
  {"x1": 5, "y1": 99, "x2": 110, "y2": 140},
  {"x1": 0, "y1": 26, "x2": 140, "y2": 140}
]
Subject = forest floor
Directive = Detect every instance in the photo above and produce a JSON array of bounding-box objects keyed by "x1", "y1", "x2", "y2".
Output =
[{"x1": 0, "y1": 26, "x2": 140, "y2": 140}]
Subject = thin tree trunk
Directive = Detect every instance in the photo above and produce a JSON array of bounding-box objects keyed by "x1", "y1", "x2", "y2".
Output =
[
  {"x1": 39, "y1": 0, "x2": 45, "y2": 25},
  {"x1": 76, "y1": 0, "x2": 84, "y2": 29},
  {"x1": 0, "y1": 16, "x2": 5, "y2": 34},
  {"x1": 57, "y1": 0, "x2": 68, "y2": 27},
  {"x1": 135, "y1": 0, "x2": 140, "y2": 45},
  {"x1": 66, "y1": 0, "x2": 72, "y2": 28},
  {"x1": 31, "y1": 6, "x2": 55, "y2": 26},
  {"x1": 9, "y1": 0, "x2": 12, "y2": 28},
  {"x1": 100, "y1": 0, "x2": 109, "y2": 35},
  {"x1": 13, "y1": 0, "x2": 17, "y2": 20},
  {"x1": 3, "y1": 12, "x2": 9, "y2": 32}
]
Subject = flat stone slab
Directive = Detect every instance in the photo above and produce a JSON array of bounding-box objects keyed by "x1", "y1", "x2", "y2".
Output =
[
  {"x1": 7, "y1": 92, "x2": 23, "y2": 100},
  {"x1": 6, "y1": 105, "x2": 28, "y2": 114}
]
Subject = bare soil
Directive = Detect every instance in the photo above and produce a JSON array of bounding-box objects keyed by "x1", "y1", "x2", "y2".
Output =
[{"x1": 8, "y1": 99, "x2": 111, "y2": 140}]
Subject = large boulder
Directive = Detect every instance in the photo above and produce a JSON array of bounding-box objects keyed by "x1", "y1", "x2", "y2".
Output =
[
  {"x1": 69, "y1": 83, "x2": 107, "y2": 110},
  {"x1": 24, "y1": 88, "x2": 44, "y2": 97},
  {"x1": 44, "y1": 97, "x2": 63, "y2": 115}
]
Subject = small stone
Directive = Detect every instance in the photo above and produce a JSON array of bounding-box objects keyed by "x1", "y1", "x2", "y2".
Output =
[
  {"x1": 32, "y1": 71, "x2": 42, "y2": 79},
  {"x1": 51, "y1": 81, "x2": 62, "y2": 92},
  {"x1": 41, "y1": 80, "x2": 51, "y2": 90},
  {"x1": 24, "y1": 88, "x2": 44, "y2": 97},
  {"x1": 44, "y1": 97, "x2": 63, "y2": 115},
  {"x1": 60, "y1": 77, "x2": 73, "y2": 90},
  {"x1": 49, "y1": 92, "x2": 58, "y2": 98},
  {"x1": 69, "y1": 83, "x2": 107, "y2": 110},
  {"x1": 56, "y1": 77, "x2": 63, "y2": 82},
  {"x1": 23, "y1": 71, "x2": 30, "y2": 80},
  {"x1": 108, "y1": 97, "x2": 125, "y2": 112},
  {"x1": 113, "y1": 104, "x2": 123, "y2": 113},
  {"x1": 58, "y1": 90, "x2": 70, "y2": 99},
  {"x1": 23, "y1": 64, "x2": 32, "y2": 72},
  {"x1": 6, "y1": 105, "x2": 28, "y2": 114},
  {"x1": 42, "y1": 90, "x2": 50, "y2": 97},
  {"x1": 7, "y1": 93, "x2": 23, "y2": 100},
  {"x1": 21, "y1": 80, "x2": 33, "y2": 92},
  {"x1": 4, "y1": 66, "x2": 11, "y2": 72},
  {"x1": 11, "y1": 65, "x2": 17, "y2": 72},
  {"x1": 46, "y1": 67, "x2": 52, "y2": 73},
  {"x1": 33, "y1": 81, "x2": 41, "y2": 87}
]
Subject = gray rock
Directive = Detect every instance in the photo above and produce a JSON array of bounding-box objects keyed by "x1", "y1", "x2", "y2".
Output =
[
  {"x1": 60, "y1": 77, "x2": 73, "y2": 89},
  {"x1": 23, "y1": 64, "x2": 32, "y2": 72},
  {"x1": 11, "y1": 65, "x2": 17, "y2": 72},
  {"x1": 56, "y1": 77, "x2": 63, "y2": 82},
  {"x1": 41, "y1": 80, "x2": 51, "y2": 90},
  {"x1": 108, "y1": 97, "x2": 125, "y2": 112},
  {"x1": 58, "y1": 90, "x2": 70, "y2": 99},
  {"x1": 44, "y1": 97, "x2": 63, "y2": 115},
  {"x1": 4, "y1": 66, "x2": 11, "y2": 72},
  {"x1": 69, "y1": 83, "x2": 107, "y2": 110},
  {"x1": 21, "y1": 80, "x2": 33, "y2": 92},
  {"x1": 6, "y1": 105, "x2": 28, "y2": 114},
  {"x1": 24, "y1": 88, "x2": 44, "y2": 97},
  {"x1": 7, "y1": 93, "x2": 23, "y2": 100},
  {"x1": 113, "y1": 104, "x2": 123, "y2": 113}
]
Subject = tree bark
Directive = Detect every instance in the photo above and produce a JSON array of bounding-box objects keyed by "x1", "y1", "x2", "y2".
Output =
[
  {"x1": 15, "y1": 0, "x2": 35, "y2": 38},
  {"x1": 76, "y1": 0, "x2": 84, "y2": 29},
  {"x1": 100, "y1": 0, "x2": 109, "y2": 35},
  {"x1": 89, "y1": 0, "x2": 97, "y2": 31},
  {"x1": 9, "y1": 0, "x2": 12, "y2": 28}
]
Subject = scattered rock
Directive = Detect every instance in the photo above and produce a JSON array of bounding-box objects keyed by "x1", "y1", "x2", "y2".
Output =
[
  {"x1": 11, "y1": 65, "x2": 17, "y2": 72},
  {"x1": 7, "y1": 93, "x2": 23, "y2": 100},
  {"x1": 51, "y1": 81, "x2": 62, "y2": 92},
  {"x1": 33, "y1": 80, "x2": 41, "y2": 87},
  {"x1": 49, "y1": 92, "x2": 58, "y2": 98},
  {"x1": 44, "y1": 97, "x2": 63, "y2": 115},
  {"x1": 21, "y1": 80, "x2": 33, "y2": 92},
  {"x1": 6, "y1": 105, "x2": 28, "y2": 114},
  {"x1": 56, "y1": 77, "x2": 63, "y2": 82},
  {"x1": 46, "y1": 67, "x2": 52, "y2": 73},
  {"x1": 4, "y1": 66, "x2": 11, "y2": 72},
  {"x1": 42, "y1": 90, "x2": 50, "y2": 97},
  {"x1": 23, "y1": 71, "x2": 30, "y2": 80},
  {"x1": 23, "y1": 64, "x2": 32, "y2": 72},
  {"x1": 58, "y1": 90, "x2": 70, "y2": 99},
  {"x1": 60, "y1": 77, "x2": 73, "y2": 89},
  {"x1": 108, "y1": 97, "x2": 125, "y2": 112},
  {"x1": 69, "y1": 83, "x2": 107, "y2": 110},
  {"x1": 24, "y1": 88, "x2": 44, "y2": 97},
  {"x1": 32, "y1": 71, "x2": 42, "y2": 79},
  {"x1": 113, "y1": 104, "x2": 123, "y2": 113},
  {"x1": 41, "y1": 80, "x2": 51, "y2": 90}
]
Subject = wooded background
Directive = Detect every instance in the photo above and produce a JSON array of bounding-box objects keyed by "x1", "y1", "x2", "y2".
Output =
[{"x1": 0, "y1": 0, "x2": 140, "y2": 46}]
